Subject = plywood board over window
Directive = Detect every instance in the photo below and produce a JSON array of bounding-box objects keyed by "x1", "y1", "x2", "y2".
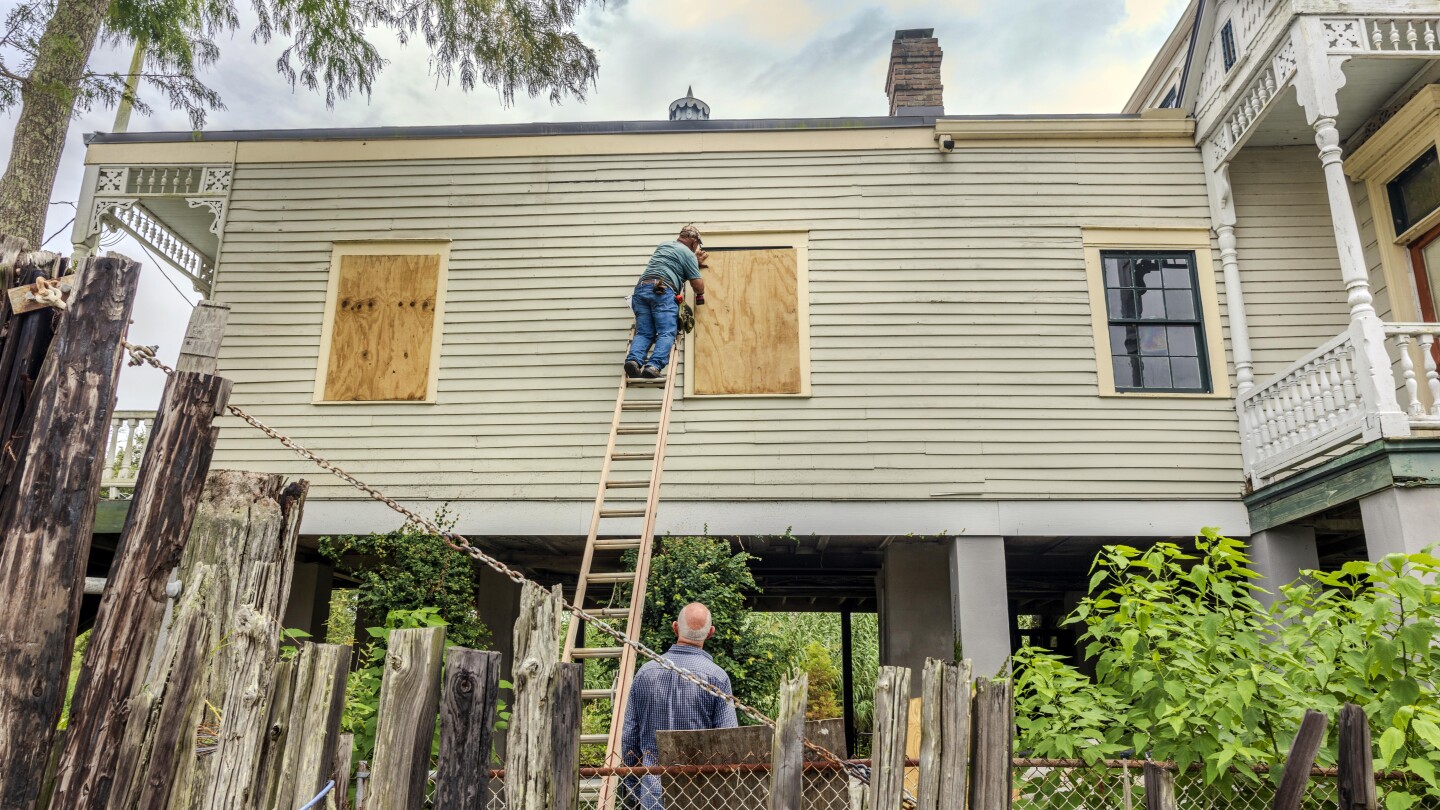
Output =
[
  {"x1": 687, "y1": 233, "x2": 810, "y2": 397},
  {"x1": 315, "y1": 242, "x2": 448, "y2": 403}
]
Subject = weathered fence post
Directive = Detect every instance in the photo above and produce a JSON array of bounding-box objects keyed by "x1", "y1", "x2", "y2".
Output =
[
  {"x1": 1273, "y1": 709, "x2": 1328, "y2": 810},
  {"x1": 769, "y1": 672, "x2": 809, "y2": 810},
  {"x1": 1338, "y1": 703, "x2": 1377, "y2": 809},
  {"x1": 969, "y1": 676, "x2": 1012, "y2": 810},
  {"x1": 0, "y1": 254, "x2": 139, "y2": 809},
  {"x1": 1143, "y1": 762, "x2": 1176, "y2": 810},
  {"x1": 507, "y1": 583, "x2": 567, "y2": 810},
  {"x1": 551, "y1": 661, "x2": 582, "y2": 810},
  {"x1": 434, "y1": 648, "x2": 503, "y2": 809},
  {"x1": 867, "y1": 666, "x2": 911, "y2": 809},
  {"x1": 51, "y1": 304, "x2": 232, "y2": 808},
  {"x1": 0, "y1": 259, "x2": 63, "y2": 501},
  {"x1": 368, "y1": 627, "x2": 446, "y2": 809},
  {"x1": 263, "y1": 643, "x2": 352, "y2": 810},
  {"x1": 112, "y1": 471, "x2": 309, "y2": 809},
  {"x1": 333, "y1": 733, "x2": 355, "y2": 810},
  {"x1": 916, "y1": 658, "x2": 972, "y2": 810}
]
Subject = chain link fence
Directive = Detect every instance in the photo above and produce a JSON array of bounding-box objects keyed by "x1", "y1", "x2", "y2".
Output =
[{"x1": 367, "y1": 757, "x2": 1439, "y2": 809}]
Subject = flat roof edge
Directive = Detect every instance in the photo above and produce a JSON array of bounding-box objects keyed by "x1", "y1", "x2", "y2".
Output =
[{"x1": 84, "y1": 113, "x2": 1152, "y2": 145}]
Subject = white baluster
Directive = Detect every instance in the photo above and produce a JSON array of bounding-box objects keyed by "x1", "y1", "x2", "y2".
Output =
[
  {"x1": 1319, "y1": 354, "x2": 1337, "y2": 431},
  {"x1": 1260, "y1": 395, "x2": 1279, "y2": 453},
  {"x1": 1422, "y1": 334, "x2": 1440, "y2": 417},
  {"x1": 1397, "y1": 333, "x2": 1422, "y2": 416},
  {"x1": 1408, "y1": 21, "x2": 1419, "y2": 49},
  {"x1": 1338, "y1": 349, "x2": 1358, "y2": 415},
  {"x1": 1427, "y1": 21, "x2": 1437, "y2": 49},
  {"x1": 1296, "y1": 364, "x2": 1317, "y2": 439},
  {"x1": 1281, "y1": 380, "x2": 1300, "y2": 448},
  {"x1": 1390, "y1": 21, "x2": 1402, "y2": 49},
  {"x1": 1373, "y1": 20, "x2": 1385, "y2": 49}
]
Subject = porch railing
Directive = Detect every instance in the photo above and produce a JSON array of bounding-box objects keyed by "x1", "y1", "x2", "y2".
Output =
[
  {"x1": 102, "y1": 410, "x2": 155, "y2": 499},
  {"x1": 1238, "y1": 320, "x2": 1440, "y2": 486}
]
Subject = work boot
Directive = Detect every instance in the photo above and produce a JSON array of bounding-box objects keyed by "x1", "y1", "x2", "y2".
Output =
[
  {"x1": 624, "y1": 360, "x2": 642, "y2": 377},
  {"x1": 641, "y1": 366, "x2": 663, "y2": 378}
]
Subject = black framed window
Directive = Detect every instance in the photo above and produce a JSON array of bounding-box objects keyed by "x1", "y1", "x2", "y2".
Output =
[
  {"x1": 1159, "y1": 85, "x2": 1179, "y2": 109},
  {"x1": 1388, "y1": 146, "x2": 1440, "y2": 235},
  {"x1": 1102, "y1": 250, "x2": 1211, "y2": 393},
  {"x1": 1221, "y1": 22, "x2": 1238, "y2": 71}
]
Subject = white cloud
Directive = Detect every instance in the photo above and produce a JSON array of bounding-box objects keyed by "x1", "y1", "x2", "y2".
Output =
[{"x1": 0, "y1": 0, "x2": 1190, "y2": 407}]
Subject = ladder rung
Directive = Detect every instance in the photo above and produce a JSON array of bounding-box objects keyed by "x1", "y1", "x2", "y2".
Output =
[
  {"x1": 580, "y1": 733, "x2": 610, "y2": 746},
  {"x1": 599, "y1": 508, "x2": 646, "y2": 519},
  {"x1": 586, "y1": 607, "x2": 632, "y2": 620},
  {"x1": 617, "y1": 425, "x2": 659, "y2": 435},
  {"x1": 627, "y1": 377, "x2": 666, "y2": 387},
  {"x1": 587, "y1": 571, "x2": 636, "y2": 584},
  {"x1": 572, "y1": 647, "x2": 625, "y2": 659},
  {"x1": 622, "y1": 402, "x2": 662, "y2": 411},
  {"x1": 612, "y1": 452, "x2": 655, "y2": 462},
  {"x1": 605, "y1": 478, "x2": 651, "y2": 489},
  {"x1": 582, "y1": 689, "x2": 615, "y2": 701},
  {"x1": 594, "y1": 538, "x2": 644, "y2": 551}
]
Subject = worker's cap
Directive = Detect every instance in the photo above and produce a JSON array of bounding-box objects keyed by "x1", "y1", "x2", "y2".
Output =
[{"x1": 679, "y1": 224, "x2": 703, "y2": 245}]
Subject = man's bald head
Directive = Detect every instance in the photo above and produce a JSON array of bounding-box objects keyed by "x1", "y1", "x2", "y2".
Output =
[{"x1": 673, "y1": 602, "x2": 715, "y2": 647}]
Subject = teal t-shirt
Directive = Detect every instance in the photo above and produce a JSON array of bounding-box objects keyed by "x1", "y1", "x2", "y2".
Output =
[{"x1": 638, "y1": 241, "x2": 701, "y2": 291}]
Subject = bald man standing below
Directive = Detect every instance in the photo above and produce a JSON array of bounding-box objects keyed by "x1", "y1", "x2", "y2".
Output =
[{"x1": 619, "y1": 602, "x2": 738, "y2": 809}]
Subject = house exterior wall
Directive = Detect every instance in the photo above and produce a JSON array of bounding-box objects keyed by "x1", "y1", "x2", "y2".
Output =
[{"x1": 1229, "y1": 145, "x2": 1351, "y2": 380}]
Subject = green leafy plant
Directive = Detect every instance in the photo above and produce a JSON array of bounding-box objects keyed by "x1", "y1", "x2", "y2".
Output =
[
  {"x1": 320, "y1": 508, "x2": 489, "y2": 652},
  {"x1": 341, "y1": 606, "x2": 449, "y2": 761},
  {"x1": 1012, "y1": 531, "x2": 1440, "y2": 806}
]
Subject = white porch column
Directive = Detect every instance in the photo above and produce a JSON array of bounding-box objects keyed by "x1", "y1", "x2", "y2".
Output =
[
  {"x1": 1292, "y1": 18, "x2": 1409, "y2": 434},
  {"x1": 1248, "y1": 526, "x2": 1319, "y2": 607},
  {"x1": 70, "y1": 164, "x2": 100, "y2": 259},
  {"x1": 1359, "y1": 488, "x2": 1440, "y2": 559},
  {"x1": 1204, "y1": 157, "x2": 1256, "y2": 392},
  {"x1": 948, "y1": 536, "x2": 1011, "y2": 679}
]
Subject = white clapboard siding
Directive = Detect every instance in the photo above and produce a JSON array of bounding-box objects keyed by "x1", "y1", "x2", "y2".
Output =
[
  {"x1": 207, "y1": 141, "x2": 1244, "y2": 505},
  {"x1": 1230, "y1": 146, "x2": 1351, "y2": 379}
]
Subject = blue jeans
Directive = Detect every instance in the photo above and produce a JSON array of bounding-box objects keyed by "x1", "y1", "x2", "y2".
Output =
[{"x1": 626, "y1": 281, "x2": 679, "y2": 371}]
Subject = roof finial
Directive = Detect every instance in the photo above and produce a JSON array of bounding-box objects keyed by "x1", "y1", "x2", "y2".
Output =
[{"x1": 687, "y1": 85, "x2": 694, "y2": 98}]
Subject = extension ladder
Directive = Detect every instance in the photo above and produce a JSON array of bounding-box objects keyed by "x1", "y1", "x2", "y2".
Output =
[{"x1": 562, "y1": 332, "x2": 682, "y2": 804}]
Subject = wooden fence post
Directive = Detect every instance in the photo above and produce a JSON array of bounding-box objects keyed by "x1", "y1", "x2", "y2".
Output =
[
  {"x1": 264, "y1": 643, "x2": 352, "y2": 810},
  {"x1": 770, "y1": 672, "x2": 809, "y2": 810},
  {"x1": 867, "y1": 666, "x2": 911, "y2": 809},
  {"x1": 551, "y1": 661, "x2": 582, "y2": 810},
  {"x1": 507, "y1": 583, "x2": 566, "y2": 810},
  {"x1": 1273, "y1": 710, "x2": 1328, "y2": 810},
  {"x1": 916, "y1": 658, "x2": 972, "y2": 810},
  {"x1": 969, "y1": 676, "x2": 1013, "y2": 810},
  {"x1": 0, "y1": 254, "x2": 139, "y2": 809},
  {"x1": 0, "y1": 261, "x2": 61, "y2": 501},
  {"x1": 51, "y1": 303, "x2": 232, "y2": 808},
  {"x1": 368, "y1": 627, "x2": 446, "y2": 809},
  {"x1": 112, "y1": 471, "x2": 309, "y2": 809},
  {"x1": 333, "y1": 733, "x2": 355, "y2": 810},
  {"x1": 1338, "y1": 703, "x2": 1377, "y2": 810},
  {"x1": 1143, "y1": 762, "x2": 1176, "y2": 810},
  {"x1": 434, "y1": 648, "x2": 503, "y2": 810}
]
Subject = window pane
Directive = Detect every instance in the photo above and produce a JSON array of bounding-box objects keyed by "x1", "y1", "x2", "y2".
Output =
[
  {"x1": 1139, "y1": 325, "x2": 1168, "y2": 355},
  {"x1": 1164, "y1": 289, "x2": 1195, "y2": 319},
  {"x1": 1107, "y1": 289, "x2": 1128, "y2": 317},
  {"x1": 1113, "y1": 256, "x2": 1136, "y2": 288},
  {"x1": 1388, "y1": 147, "x2": 1440, "y2": 234},
  {"x1": 1134, "y1": 258, "x2": 1164, "y2": 288},
  {"x1": 1113, "y1": 356, "x2": 1144, "y2": 388},
  {"x1": 1104, "y1": 257, "x2": 1123, "y2": 288},
  {"x1": 1110, "y1": 324, "x2": 1139, "y2": 357},
  {"x1": 1162, "y1": 259, "x2": 1192, "y2": 288},
  {"x1": 1167, "y1": 326, "x2": 1199, "y2": 356},
  {"x1": 1142, "y1": 357, "x2": 1173, "y2": 388},
  {"x1": 1172, "y1": 356, "x2": 1203, "y2": 389},
  {"x1": 1138, "y1": 289, "x2": 1167, "y2": 318}
]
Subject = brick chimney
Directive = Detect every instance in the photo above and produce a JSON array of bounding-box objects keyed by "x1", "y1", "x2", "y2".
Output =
[{"x1": 885, "y1": 28, "x2": 944, "y2": 116}]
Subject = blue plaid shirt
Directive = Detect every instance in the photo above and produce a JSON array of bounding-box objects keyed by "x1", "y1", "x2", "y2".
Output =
[{"x1": 620, "y1": 644, "x2": 739, "y2": 766}]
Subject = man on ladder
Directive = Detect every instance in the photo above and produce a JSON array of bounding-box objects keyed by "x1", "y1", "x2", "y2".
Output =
[{"x1": 624, "y1": 225, "x2": 707, "y2": 379}]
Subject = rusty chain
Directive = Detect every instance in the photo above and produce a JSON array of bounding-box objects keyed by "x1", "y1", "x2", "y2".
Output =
[{"x1": 121, "y1": 341, "x2": 877, "y2": 788}]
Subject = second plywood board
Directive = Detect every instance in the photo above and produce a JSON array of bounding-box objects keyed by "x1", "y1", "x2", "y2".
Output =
[
  {"x1": 324, "y1": 253, "x2": 441, "y2": 401},
  {"x1": 693, "y1": 248, "x2": 801, "y2": 395}
]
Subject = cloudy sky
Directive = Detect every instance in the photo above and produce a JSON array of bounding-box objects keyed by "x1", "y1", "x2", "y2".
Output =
[{"x1": 1, "y1": 0, "x2": 1189, "y2": 407}]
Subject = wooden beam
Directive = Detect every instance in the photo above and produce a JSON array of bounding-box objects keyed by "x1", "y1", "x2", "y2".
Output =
[
  {"x1": 369, "y1": 627, "x2": 446, "y2": 809},
  {"x1": 175, "y1": 300, "x2": 230, "y2": 375},
  {"x1": 508, "y1": 583, "x2": 567, "y2": 810},
  {"x1": 0, "y1": 255, "x2": 138, "y2": 809},
  {"x1": 1338, "y1": 703, "x2": 1377, "y2": 810},
  {"x1": 969, "y1": 677, "x2": 1013, "y2": 810},
  {"x1": 6, "y1": 273, "x2": 76, "y2": 315},
  {"x1": 867, "y1": 666, "x2": 911, "y2": 810},
  {"x1": 841, "y1": 610, "x2": 856, "y2": 757},
  {"x1": 434, "y1": 648, "x2": 502, "y2": 810},
  {"x1": 1273, "y1": 710, "x2": 1328, "y2": 810},
  {"x1": 51, "y1": 358, "x2": 231, "y2": 807},
  {"x1": 917, "y1": 658, "x2": 973, "y2": 810},
  {"x1": 1143, "y1": 762, "x2": 1176, "y2": 810},
  {"x1": 268, "y1": 643, "x2": 352, "y2": 810},
  {"x1": 114, "y1": 472, "x2": 309, "y2": 809},
  {"x1": 551, "y1": 661, "x2": 582, "y2": 810},
  {"x1": 769, "y1": 672, "x2": 808, "y2": 810}
]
